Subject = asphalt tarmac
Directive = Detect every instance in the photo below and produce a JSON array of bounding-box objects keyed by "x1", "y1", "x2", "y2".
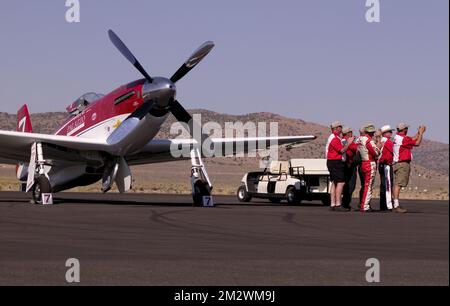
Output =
[{"x1": 0, "y1": 192, "x2": 448, "y2": 286}]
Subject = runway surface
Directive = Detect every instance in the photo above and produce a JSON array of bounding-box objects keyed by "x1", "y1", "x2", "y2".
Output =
[{"x1": 0, "y1": 192, "x2": 448, "y2": 286}]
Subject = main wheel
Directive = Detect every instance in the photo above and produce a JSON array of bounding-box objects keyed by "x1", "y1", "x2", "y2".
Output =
[
  {"x1": 193, "y1": 181, "x2": 212, "y2": 206},
  {"x1": 286, "y1": 187, "x2": 300, "y2": 205},
  {"x1": 32, "y1": 175, "x2": 51, "y2": 204},
  {"x1": 237, "y1": 185, "x2": 252, "y2": 202}
]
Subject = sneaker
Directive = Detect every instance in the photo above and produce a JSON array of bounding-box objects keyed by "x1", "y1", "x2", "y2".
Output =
[
  {"x1": 362, "y1": 208, "x2": 377, "y2": 213},
  {"x1": 393, "y1": 206, "x2": 407, "y2": 213}
]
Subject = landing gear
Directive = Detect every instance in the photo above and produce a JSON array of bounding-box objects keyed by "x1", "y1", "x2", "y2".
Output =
[
  {"x1": 190, "y1": 148, "x2": 214, "y2": 207},
  {"x1": 32, "y1": 175, "x2": 51, "y2": 204},
  {"x1": 193, "y1": 180, "x2": 212, "y2": 206},
  {"x1": 26, "y1": 142, "x2": 53, "y2": 205}
]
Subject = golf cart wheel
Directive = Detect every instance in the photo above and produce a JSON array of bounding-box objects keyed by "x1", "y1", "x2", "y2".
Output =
[
  {"x1": 32, "y1": 175, "x2": 51, "y2": 204},
  {"x1": 193, "y1": 181, "x2": 211, "y2": 206},
  {"x1": 237, "y1": 185, "x2": 252, "y2": 202},
  {"x1": 286, "y1": 187, "x2": 299, "y2": 205}
]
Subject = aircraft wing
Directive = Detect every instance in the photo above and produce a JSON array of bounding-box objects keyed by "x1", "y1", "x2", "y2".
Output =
[
  {"x1": 0, "y1": 130, "x2": 110, "y2": 164},
  {"x1": 0, "y1": 129, "x2": 316, "y2": 166},
  {"x1": 126, "y1": 135, "x2": 317, "y2": 165}
]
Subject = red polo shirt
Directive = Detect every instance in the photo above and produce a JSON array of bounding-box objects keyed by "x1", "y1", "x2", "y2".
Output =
[
  {"x1": 393, "y1": 132, "x2": 416, "y2": 163},
  {"x1": 379, "y1": 137, "x2": 394, "y2": 165},
  {"x1": 344, "y1": 135, "x2": 358, "y2": 166},
  {"x1": 326, "y1": 132, "x2": 344, "y2": 161}
]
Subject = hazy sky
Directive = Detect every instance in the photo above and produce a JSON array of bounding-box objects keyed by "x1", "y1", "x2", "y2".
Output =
[{"x1": 0, "y1": 0, "x2": 448, "y2": 142}]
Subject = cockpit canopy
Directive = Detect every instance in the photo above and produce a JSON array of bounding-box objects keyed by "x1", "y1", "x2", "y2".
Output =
[{"x1": 66, "y1": 92, "x2": 104, "y2": 115}]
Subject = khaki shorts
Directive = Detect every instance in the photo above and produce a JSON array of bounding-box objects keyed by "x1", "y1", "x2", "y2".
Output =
[{"x1": 394, "y1": 162, "x2": 411, "y2": 187}]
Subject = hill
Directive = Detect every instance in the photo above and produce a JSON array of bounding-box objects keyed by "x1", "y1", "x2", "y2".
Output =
[{"x1": 1, "y1": 110, "x2": 448, "y2": 176}]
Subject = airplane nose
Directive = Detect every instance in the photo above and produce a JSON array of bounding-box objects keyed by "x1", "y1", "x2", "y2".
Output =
[{"x1": 142, "y1": 77, "x2": 176, "y2": 109}]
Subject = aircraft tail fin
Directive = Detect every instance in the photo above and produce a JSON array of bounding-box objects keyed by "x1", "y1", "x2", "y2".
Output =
[
  {"x1": 16, "y1": 105, "x2": 32, "y2": 183},
  {"x1": 17, "y1": 104, "x2": 33, "y2": 133}
]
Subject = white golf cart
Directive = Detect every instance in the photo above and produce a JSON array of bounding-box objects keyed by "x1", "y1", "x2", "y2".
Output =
[{"x1": 237, "y1": 159, "x2": 331, "y2": 205}]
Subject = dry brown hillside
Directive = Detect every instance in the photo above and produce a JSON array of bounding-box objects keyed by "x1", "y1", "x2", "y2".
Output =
[{"x1": 0, "y1": 110, "x2": 448, "y2": 175}]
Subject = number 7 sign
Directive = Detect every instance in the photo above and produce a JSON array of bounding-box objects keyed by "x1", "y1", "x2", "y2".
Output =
[
  {"x1": 42, "y1": 193, "x2": 53, "y2": 205},
  {"x1": 202, "y1": 196, "x2": 214, "y2": 207}
]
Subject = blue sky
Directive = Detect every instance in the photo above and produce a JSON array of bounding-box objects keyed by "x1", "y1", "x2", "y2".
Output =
[{"x1": 0, "y1": 0, "x2": 448, "y2": 142}]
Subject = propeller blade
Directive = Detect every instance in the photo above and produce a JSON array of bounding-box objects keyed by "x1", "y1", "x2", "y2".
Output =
[
  {"x1": 170, "y1": 41, "x2": 215, "y2": 83},
  {"x1": 108, "y1": 29, "x2": 153, "y2": 83},
  {"x1": 170, "y1": 100, "x2": 209, "y2": 150},
  {"x1": 170, "y1": 100, "x2": 193, "y2": 124}
]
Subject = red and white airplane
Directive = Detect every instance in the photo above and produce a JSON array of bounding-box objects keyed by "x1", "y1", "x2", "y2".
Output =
[{"x1": 0, "y1": 30, "x2": 316, "y2": 205}]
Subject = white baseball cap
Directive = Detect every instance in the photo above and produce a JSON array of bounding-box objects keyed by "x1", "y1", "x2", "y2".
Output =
[{"x1": 381, "y1": 125, "x2": 395, "y2": 134}]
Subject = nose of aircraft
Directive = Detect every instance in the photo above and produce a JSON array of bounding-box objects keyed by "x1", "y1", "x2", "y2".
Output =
[{"x1": 142, "y1": 77, "x2": 176, "y2": 108}]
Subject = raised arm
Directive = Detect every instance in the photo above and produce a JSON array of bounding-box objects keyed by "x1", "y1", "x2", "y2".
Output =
[{"x1": 412, "y1": 126, "x2": 427, "y2": 146}]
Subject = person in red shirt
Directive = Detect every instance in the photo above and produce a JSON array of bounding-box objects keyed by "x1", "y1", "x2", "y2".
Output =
[
  {"x1": 342, "y1": 127, "x2": 359, "y2": 210},
  {"x1": 326, "y1": 121, "x2": 354, "y2": 212},
  {"x1": 378, "y1": 125, "x2": 396, "y2": 212},
  {"x1": 392, "y1": 123, "x2": 427, "y2": 212}
]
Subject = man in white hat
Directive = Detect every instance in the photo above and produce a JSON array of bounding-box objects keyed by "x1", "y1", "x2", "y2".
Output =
[
  {"x1": 358, "y1": 124, "x2": 381, "y2": 212},
  {"x1": 378, "y1": 125, "x2": 397, "y2": 212},
  {"x1": 392, "y1": 123, "x2": 427, "y2": 213},
  {"x1": 325, "y1": 121, "x2": 354, "y2": 211}
]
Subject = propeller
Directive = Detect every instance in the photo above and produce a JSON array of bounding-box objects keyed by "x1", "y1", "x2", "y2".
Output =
[
  {"x1": 108, "y1": 30, "x2": 154, "y2": 83},
  {"x1": 170, "y1": 41, "x2": 215, "y2": 83},
  {"x1": 108, "y1": 29, "x2": 215, "y2": 142}
]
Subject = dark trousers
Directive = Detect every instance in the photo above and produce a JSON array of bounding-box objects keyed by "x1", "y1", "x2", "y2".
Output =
[
  {"x1": 342, "y1": 164, "x2": 357, "y2": 208},
  {"x1": 379, "y1": 163, "x2": 394, "y2": 211}
]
